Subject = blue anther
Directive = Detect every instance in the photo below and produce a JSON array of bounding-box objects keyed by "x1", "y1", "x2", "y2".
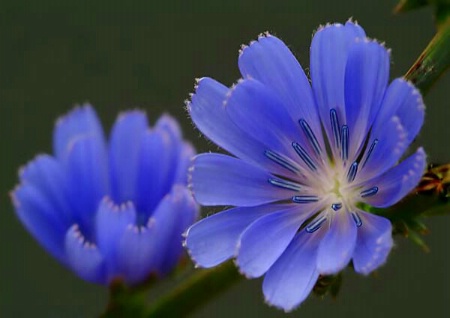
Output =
[
  {"x1": 306, "y1": 216, "x2": 327, "y2": 233},
  {"x1": 331, "y1": 203, "x2": 342, "y2": 211},
  {"x1": 347, "y1": 161, "x2": 358, "y2": 182},
  {"x1": 299, "y1": 119, "x2": 322, "y2": 156},
  {"x1": 351, "y1": 212, "x2": 362, "y2": 227},
  {"x1": 330, "y1": 109, "x2": 341, "y2": 148},
  {"x1": 292, "y1": 195, "x2": 319, "y2": 204},
  {"x1": 341, "y1": 125, "x2": 349, "y2": 161},
  {"x1": 292, "y1": 142, "x2": 317, "y2": 171},
  {"x1": 362, "y1": 139, "x2": 378, "y2": 168},
  {"x1": 264, "y1": 150, "x2": 299, "y2": 173},
  {"x1": 360, "y1": 186, "x2": 379, "y2": 198},
  {"x1": 268, "y1": 178, "x2": 302, "y2": 191}
]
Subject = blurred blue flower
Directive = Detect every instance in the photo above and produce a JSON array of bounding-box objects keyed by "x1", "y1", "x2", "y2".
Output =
[
  {"x1": 185, "y1": 21, "x2": 426, "y2": 311},
  {"x1": 12, "y1": 105, "x2": 198, "y2": 286}
]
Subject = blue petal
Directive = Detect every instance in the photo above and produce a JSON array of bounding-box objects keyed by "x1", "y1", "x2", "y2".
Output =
[
  {"x1": 357, "y1": 116, "x2": 408, "y2": 182},
  {"x1": 225, "y1": 79, "x2": 311, "y2": 165},
  {"x1": 154, "y1": 114, "x2": 182, "y2": 144},
  {"x1": 392, "y1": 81, "x2": 424, "y2": 146},
  {"x1": 95, "y1": 198, "x2": 136, "y2": 280},
  {"x1": 53, "y1": 105, "x2": 105, "y2": 160},
  {"x1": 375, "y1": 78, "x2": 425, "y2": 147},
  {"x1": 185, "y1": 204, "x2": 286, "y2": 268},
  {"x1": 18, "y1": 154, "x2": 72, "y2": 225},
  {"x1": 236, "y1": 206, "x2": 316, "y2": 278},
  {"x1": 188, "y1": 77, "x2": 295, "y2": 178},
  {"x1": 154, "y1": 114, "x2": 183, "y2": 187},
  {"x1": 134, "y1": 129, "x2": 173, "y2": 217},
  {"x1": 344, "y1": 39, "x2": 389, "y2": 160},
  {"x1": 317, "y1": 211, "x2": 357, "y2": 274},
  {"x1": 65, "y1": 224, "x2": 106, "y2": 284},
  {"x1": 63, "y1": 135, "x2": 109, "y2": 239},
  {"x1": 115, "y1": 222, "x2": 160, "y2": 285},
  {"x1": 360, "y1": 79, "x2": 425, "y2": 180},
  {"x1": 157, "y1": 185, "x2": 199, "y2": 275},
  {"x1": 12, "y1": 184, "x2": 68, "y2": 264},
  {"x1": 310, "y1": 21, "x2": 366, "y2": 151},
  {"x1": 116, "y1": 186, "x2": 195, "y2": 283},
  {"x1": 173, "y1": 142, "x2": 196, "y2": 185},
  {"x1": 352, "y1": 211, "x2": 393, "y2": 275},
  {"x1": 263, "y1": 231, "x2": 322, "y2": 312},
  {"x1": 238, "y1": 34, "x2": 322, "y2": 146},
  {"x1": 191, "y1": 153, "x2": 293, "y2": 206},
  {"x1": 363, "y1": 147, "x2": 426, "y2": 207},
  {"x1": 109, "y1": 111, "x2": 148, "y2": 203}
]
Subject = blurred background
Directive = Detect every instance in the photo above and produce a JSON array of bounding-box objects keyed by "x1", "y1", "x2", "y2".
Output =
[{"x1": 1, "y1": 0, "x2": 449, "y2": 317}]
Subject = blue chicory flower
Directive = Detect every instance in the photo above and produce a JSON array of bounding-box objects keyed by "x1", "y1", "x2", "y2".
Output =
[
  {"x1": 12, "y1": 105, "x2": 198, "y2": 286},
  {"x1": 184, "y1": 21, "x2": 426, "y2": 311}
]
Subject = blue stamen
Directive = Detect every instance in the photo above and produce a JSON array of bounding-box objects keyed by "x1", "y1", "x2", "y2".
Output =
[
  {"x1": 347, "y1": 161, "x2": 358, "y2": 182},
  {"x1": 360, "y1": 186, "x2": 379, "y2": 198},
  {"x1": 341, "y1": 125, "x2": 349, "y2": 161},
  {"x1": 362, "y1": 139, "x2": 378, "y2": 168},
  {"x1": 292, "y1": 195, "x2": 319, "y2": 203},
  {"x1": 264, "y1": 150, "x2": 299, "y2": 173},
  {"x1": 351, "y1": 212, "x2": 362, "y2": 227},
  {"x1": 330, "y1": 109, "x2": 341, "y2": 148},
  {"x1": 306, "y1": 216, "x2": 327, "y2": 233},
  {"x1": 331, "y1": 203, "x2": 342, "y2": 211},
  {"x1": 299, "y1": 119, "x2": 322, "y2": 156},
  {"x1": 268, "y1": 178, "x2": 302, "y2": 191},
  {"x1": 292, "y1": 142, "x2": 317, "y2": 171}
]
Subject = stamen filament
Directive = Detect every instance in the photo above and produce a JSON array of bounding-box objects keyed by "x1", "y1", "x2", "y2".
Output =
[
  {"x1": 292, "y1": 142, "x2": 317, "y2": 171},
  {"x1": 362, "y1": 139, "x2": 378, "y2": 168},
  {"x1": 330, "y1": 109, "x2": 341, "y2": 148},
  {"x1": 341, "y1": 125, "x2": 349, "y2": 161},
  {"x1": 360, "y1": 186, "x2": 379, "y2": 198},
  {"x1": 264, "y1": 150, "x2": 299, "y2": 173},
  {"x1": 351, "y1": 212, "x2": 362, "y2": 227},
  {"x1": 292, "y1": 195, "x2": 319, "y2": 203},
  {"x1": 299, "y1": 119, "x2": 322, "y2": 156},
  {"x1": 331, "y1": 203, "x2": 342, "y2": 211},
  {"x1": 268, "y1": 178, "x2": 302, "y2": 191},
  {"x1": 306, "y1": 216, "x2": 327, "y2": 233},
  {"x1": 347, "y1": 162, "x2": 358, "y2": 182}
]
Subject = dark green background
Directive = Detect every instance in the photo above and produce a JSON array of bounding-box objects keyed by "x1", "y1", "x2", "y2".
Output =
[{"x1": 1, "y1": 0, "x2": 449, "y2": 317}]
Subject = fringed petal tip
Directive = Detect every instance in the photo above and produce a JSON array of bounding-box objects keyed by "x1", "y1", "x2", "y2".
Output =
[
  {"x1": 65, "y1": 224, "x2": 106, "y2": 284},
  {"x1": 400, "y1": 77, "x2": 425, "y2": 109},
  {"x1": 182, "y1": 226, "x2": 216, "y2": 270},
  {"x1": 238, "y1": 31, "x2": 275, "y2": 56},
  {"x1": 187, "y1": 77, "x2": 227, "y2": 111},
  {"x1": 224, "y1": 78, "x2": 246, "y2": 105},
  {"x1": 17, "y1": 153, "x2": 49, "y2": 180},
  {"x1": 99, "y1": 196, "x2": 135, "y2": 212},
  {"x1": 54, "y1": 103, "x2": 94, "y2": 127},
  {"x1": 115, "y1": 109, "x2": 148, "y2": 125},
  {"x1": 263, "y1": 296, "x2": 301, "y2": 314},
  {"x1": 353, "y1": 212, "x2": 394, "y2": 276},
  {"x1": 9, "y1": 186, "x2": 20, "y2": 208}
]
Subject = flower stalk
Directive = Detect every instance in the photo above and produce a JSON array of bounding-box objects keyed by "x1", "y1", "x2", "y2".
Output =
[
  {"x1": 145, "y1": 262, "x2": 241, "y2": 317},
  {"x1": 405, "y1": 13, "x2": 450, "y2": 94}
]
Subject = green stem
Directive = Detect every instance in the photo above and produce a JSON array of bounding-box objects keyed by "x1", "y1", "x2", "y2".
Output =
[
  {"x1": 145, "y1": 262, "x2": 242, "y2": 317},
  {"x1": 101, "y1": 280, "x2": 150, "y2": 318},
  {"x1": 405, "y1": 15, "x2": 450, "y2": 94}
]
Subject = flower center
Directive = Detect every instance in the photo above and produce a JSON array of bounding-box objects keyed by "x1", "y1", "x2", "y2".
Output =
[{"x1": 263, "y1": 108, "x2": 384, "y2": 233}]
